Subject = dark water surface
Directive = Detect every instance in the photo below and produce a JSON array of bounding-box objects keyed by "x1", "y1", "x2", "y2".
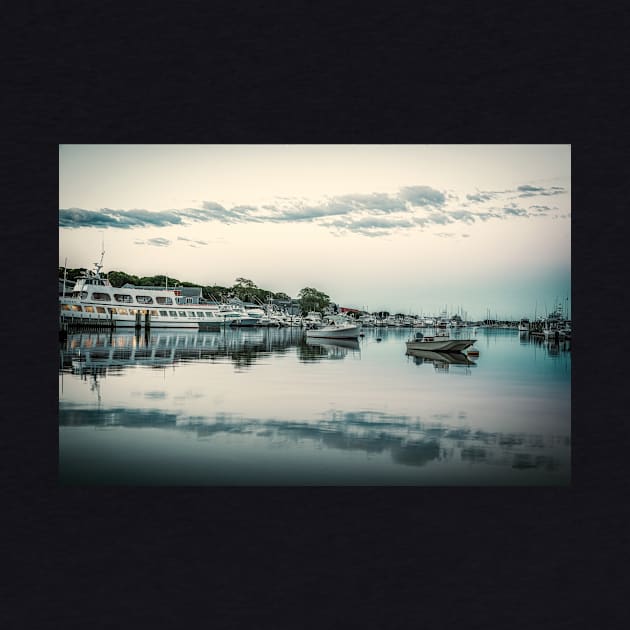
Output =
[{"x1": 59, "y1": 326, "x2": 571, "y2": 485}]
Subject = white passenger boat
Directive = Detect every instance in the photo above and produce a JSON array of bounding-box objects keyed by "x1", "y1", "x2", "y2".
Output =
[
  {"x1": 405, "y1": 331, "x2": 476, "y2": 352},
  {"x1": 305, "y1": 317, "x2": 361, "y2": 340},
  {"x1": 59, "y1": 256, "x2": 214, "y2": 329}
]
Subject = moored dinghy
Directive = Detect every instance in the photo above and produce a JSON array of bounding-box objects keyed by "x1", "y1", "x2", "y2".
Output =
[
  {"x1": 305, "y1": 316, "x2": 361, "y2": 340},
  {"x1": 405, "y1": 331, "x2": 476, "y2": 353}
]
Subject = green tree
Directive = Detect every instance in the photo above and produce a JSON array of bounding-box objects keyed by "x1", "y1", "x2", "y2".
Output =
[
  {"x1": 298, "y1": 287, "x2": 330, "y2": 314},
  {"x1": 234, "y1": 277, "x2": 256, "y2": 289}
]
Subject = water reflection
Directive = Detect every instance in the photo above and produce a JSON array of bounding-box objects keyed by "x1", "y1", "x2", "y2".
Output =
[
  {"x1": 406, "y1": 348, "x2": 476, "y2": 372},
  {"x1": 61, "y1": 329, "x2": 362, "y2": 377},
  {"x1": 61, "y1": 328, "x2": 308, "y2": 374},
  {"x1": 59, "y1": 405, "x2": 569, "y2": 475},
  {"x1": 303, "y1": 338, "x2": 361, "y2": 360},
  {"x1": 59, "y1": 326, "x2": 570, "y2": 485}
]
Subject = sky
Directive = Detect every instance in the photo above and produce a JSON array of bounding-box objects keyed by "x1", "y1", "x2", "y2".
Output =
[{"x1": 59, "y1": 144, "x2": 571, "y2": 320}]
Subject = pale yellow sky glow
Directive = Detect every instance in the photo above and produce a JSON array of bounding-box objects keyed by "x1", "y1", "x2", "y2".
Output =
[{"x1": 59, "y1": 144, "x2": 570, "y2": 319}]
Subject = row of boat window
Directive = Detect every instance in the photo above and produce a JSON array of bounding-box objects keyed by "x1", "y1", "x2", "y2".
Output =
[
  {"x1": 61, "y1": 304, "x2": 221, "y2": 318},
  {"x1": 71, "y1": 292, "x2": 175, "y2": 305}
]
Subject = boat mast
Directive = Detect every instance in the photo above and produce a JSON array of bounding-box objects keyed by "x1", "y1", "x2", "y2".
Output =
[{"x1": 94, "y1": 233, "x2": 105, "y2": 277}]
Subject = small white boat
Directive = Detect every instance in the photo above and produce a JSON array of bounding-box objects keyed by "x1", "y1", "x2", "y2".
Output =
[
  {"x1": 305, "y1": 317, "x2": 361, "y2": 340},
  {"x1": 405, "y1": 331, "x2": 476, "y2": 352}
]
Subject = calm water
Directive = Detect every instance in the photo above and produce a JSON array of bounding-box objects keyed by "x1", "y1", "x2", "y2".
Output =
[{"x1": 59, "y1": 326, "x2": 571, "y2": 485}]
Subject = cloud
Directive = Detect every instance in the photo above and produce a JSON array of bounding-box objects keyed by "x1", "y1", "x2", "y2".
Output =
[
  {"x1": 335, "y1": 192, "x2": 407, "y2": 213},
  {"x1": 177, "y1": 236, "x2": 208, "y2": 246},
  {"x1": 265, "y1": 200, "x2": 355, "y2": 222},
  {"x1": 189, "y1": 202, "x2": 262, "y2": 224},
  {"x1": 434, "y1": 232, "x2": 455, "y2": 238},
  {"x1": 466, "y1": 192, "x2": 497, "y2": 203},
  {"x1": 445, "y1": 210, "x2": 477, "y2": 224},
  {"x1": 424, "y1": 213, "x2": 451, "y2": 225},
  {"x1": 59, "y1": 208, "x2": 126, "y2": 228},
  {"x1": 146, "y1": 237, "x2": 171, "y2": 247},
  {"x1": 398, "y1": 185, "x2": 446, "y2": 207},
  {"x1": 503, "y1": 206, "x2": 528, "y2": 217},
  {"x1": 327, "y1": 216, "x2": 418, "y2": 236},
  {"x1": 60, "y1": 180, "x2": 566, "y2": 237},
  {"x1": 516, "y1": 184, "x2": 567, "y2": 198},
  {"x1": 60, "y1": 207, "x2": 185, "y2": 229}
]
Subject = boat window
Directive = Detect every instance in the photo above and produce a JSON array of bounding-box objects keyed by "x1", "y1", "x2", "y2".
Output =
[
  {"x1": 169, "y1": 311, "x2": 178, "y2": 317},
  {"x1": 186, "y1": 298, "x2": 193, "y2": 304},
  {"x1": 61, "y1": 304, "x2": 71, "y2": 311},
  {"x1": 136, "y1": 295, "x2": 154, "y2": 304},
  {"x1": 156, "y1": 296, "x2": 173, "y2": 305},
  {"x1": 96, "y1": 306, "x2": 106, "y2": 314},
  {"x1": 197, "y1": 312, "x2": 205, "y2": 317},
  {"x1": 188, "y1": 312, "x2": 196, "y2": 317},
  {"x1": 84, "y1": 306, "x2": 94, "y2": 313},
  {"x1": 117, "y1": 308, "x2": 128, "y2": 315},
  {"x1": 159, "y1": 310, "x2": 168, "y2": 316},
  {"x1": 92, "y1": 292, "x2": 111, "y2": 301},
  {"x1": 114, "y1": 294, "x2": 133, "y2": 303},
  {"x1": 205, "y1": 312, "x2": 215, "y2": 318},
  {"x1": 178, "y1": 311, "x2": 187, "y2": 317},
  {"x1": 71, "y1": 305, "x2": 82, "y2": 312},
  {"x1": 80, "y1": 291, "x2": 88, "y2": 299},
  {"x1": 150, "y1": 310, "x2": 158, "y2": 316}
]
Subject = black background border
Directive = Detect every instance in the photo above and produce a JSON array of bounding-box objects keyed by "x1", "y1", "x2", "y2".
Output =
[{"x1": 3, "y1": 2, "x2": 627, "y2": 628}]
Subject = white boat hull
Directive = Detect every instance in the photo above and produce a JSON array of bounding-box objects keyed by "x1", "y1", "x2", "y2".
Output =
[
  {"x1": 305, "y1": 324, "x2": 361, "y2": 340},
  {"x1": 405, "y1": 338, "x2": 476, "y2": 352}
]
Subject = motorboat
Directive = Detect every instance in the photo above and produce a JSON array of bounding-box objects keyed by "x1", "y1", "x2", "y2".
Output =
[
  {"x1": 405, "y1": 331, "x2": 476, "y2": 352},
  {"x1": 305, "y1": 317, "x2": 361, "y2": 340}
]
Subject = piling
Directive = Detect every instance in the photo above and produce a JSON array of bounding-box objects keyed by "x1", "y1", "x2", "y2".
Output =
[{"x1": 60, "y1": 315, "x2": 116, "y2": 333}]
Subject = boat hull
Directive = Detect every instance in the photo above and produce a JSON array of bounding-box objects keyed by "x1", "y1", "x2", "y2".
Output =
[
  {"x1": 405, "y1": 338, "x2": 476, "y2": 352},
  {"x1": 305, "y1": 325, "x2": 361, "y2": 340}
]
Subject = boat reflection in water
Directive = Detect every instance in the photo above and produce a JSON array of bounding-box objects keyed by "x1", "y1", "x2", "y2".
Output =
[
  {"x1": 303, "y1": 337, "x2": 361, "y2": 361},
  {"x1": 62, "y1": 328, "x2": 311, "y2": 375},
  {"x1": 406, "y1": 348, "x2": 476, "y2": 372}
]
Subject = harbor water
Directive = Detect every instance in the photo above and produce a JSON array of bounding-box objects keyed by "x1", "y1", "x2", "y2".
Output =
[{"x1": 59, "y1": 326, "x2": 571, "y2": 485}]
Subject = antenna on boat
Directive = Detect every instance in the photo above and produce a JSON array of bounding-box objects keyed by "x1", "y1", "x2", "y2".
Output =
[{"x1": 94, "y1": 232, "x2": 105, "y2": 276}]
